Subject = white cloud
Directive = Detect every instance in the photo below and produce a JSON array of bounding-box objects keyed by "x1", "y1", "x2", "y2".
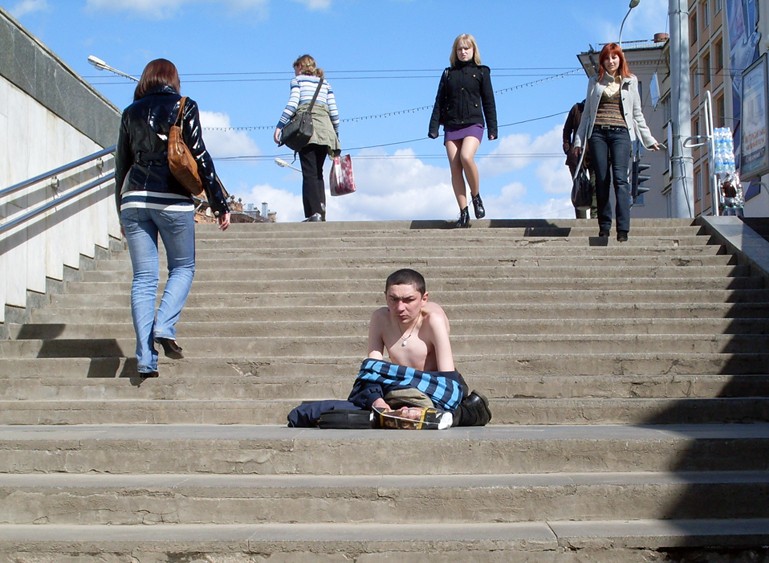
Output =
[
  {"x1": 238, "y1": 126, "x2": 579, "y2": 223},
  {"x1": 534, "y1": 125, "x2": 572, "y2": 195},
  {"x1": 245, "y1": 183, "x2": 304, "y2": 222},
  {"x1": 340, "y1": 148, "x2": 458, "y2": 220},
  {"x1": 199, "y1": 111, "x2": 261, "y2": 160},
  {"x1": 480, "y1": 126, "x2": 563, "y2": 177},
  {"x1": 9, "y1": 0, "x2": 49, "y2": 18}
]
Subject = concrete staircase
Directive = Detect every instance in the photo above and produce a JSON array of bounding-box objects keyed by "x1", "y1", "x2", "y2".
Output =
[{"x1": 2, "y1": 217, "x2": 769, "y2": 561}]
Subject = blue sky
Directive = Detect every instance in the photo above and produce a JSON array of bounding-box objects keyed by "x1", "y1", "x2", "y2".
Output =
[{"x1": 8, "y1": 0, "x2": 669, "y2": 222}]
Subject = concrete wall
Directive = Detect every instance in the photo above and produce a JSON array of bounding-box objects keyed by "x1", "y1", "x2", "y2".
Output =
[
  {"x1": 0, "y1": 8, "x2": 120, "y2": 186},
  {"x1": 0, "y1": 8, "x2": 122, "y2": 329}
]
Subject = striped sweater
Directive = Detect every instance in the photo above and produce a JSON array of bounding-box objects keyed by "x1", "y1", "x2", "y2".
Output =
[
  {"x1": 348, "y1": 358, "x2": 467, "y2": 412},
  {"x1": 277, "y1": 75, "x2": 339, "y2": 132}
]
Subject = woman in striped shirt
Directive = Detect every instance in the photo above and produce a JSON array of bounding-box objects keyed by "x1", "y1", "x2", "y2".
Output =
[{"x1": 274, "y1": 54, "x2": 340, "y2": 221}]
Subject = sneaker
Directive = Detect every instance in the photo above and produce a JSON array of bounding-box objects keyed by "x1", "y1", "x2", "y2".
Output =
[
  {"x1": 617, "y1": 231, "x2": 628, "y2": 242},
  {"x1": 303, "y1": 213, "x2": 322, "y2": 222}
]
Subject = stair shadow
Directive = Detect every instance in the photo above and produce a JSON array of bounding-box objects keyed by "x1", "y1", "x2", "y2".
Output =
[
  {"x1": 407, "y1": 219, "x2": 575, "y2": 235},
  {"x1": 14, "y1": 323, "x2": 139, "y2": 382},
  {"x1": 637, "y1": 281, "x2": 769, "y2": 547}
]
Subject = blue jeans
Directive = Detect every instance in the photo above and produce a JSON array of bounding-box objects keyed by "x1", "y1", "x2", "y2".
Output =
[
  {"x1": 588, "y1": 127, "x2": 632, "y2": 234},
  {"x1": 121, "y1": 207, "x2": 195, "y2": 374}
]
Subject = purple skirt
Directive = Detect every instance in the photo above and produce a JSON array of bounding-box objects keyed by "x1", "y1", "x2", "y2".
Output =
[{"x1": 444, "y1": 123, "x2": 484, "y2": 143}]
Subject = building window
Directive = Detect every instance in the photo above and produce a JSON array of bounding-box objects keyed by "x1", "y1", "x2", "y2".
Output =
[
  {"x1": 703, "y1": 52, "x2": 711, "y2": 85},
  {"x1": 691, "y1": 66, "x2": 700, "y2": 97},
  {"x1": 715, "y1": 37, "x2": 724, "y2": 72},
  {"x1": 715, "y1": 93, "x2": 725, "y2": 127},
  {"x1": 715, "y1": 0, "x2": 722, "y2": 14},
  {"x1": 702, "y1": 0, "x2": 710, "y2": 29},
  {"x1": 695, "y1": 166, "x2": 703, "y2": 204},
  {"x1": 690, "y1": 11, "x2": 698, "y2": 44}
]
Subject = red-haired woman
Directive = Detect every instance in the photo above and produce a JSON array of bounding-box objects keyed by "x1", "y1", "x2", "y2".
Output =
[
  {"x1": 115, "y1": 58, "x2": 230, "y2": 378},
  {"x1": 572, "y1": 42, "x2": 659, "y2": 242}
]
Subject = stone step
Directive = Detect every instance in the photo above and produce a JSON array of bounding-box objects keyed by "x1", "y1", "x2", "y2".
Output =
[
  {"x1": 2, "y1": 334, "x2": 768, "y2": 359},
  {"x1": 27, "y1": 302, "x2": 769, "y2": 324},
  {"x1": 193, "y1": 236, "x2": 717, "y2": 252},
  {"x1": 2, "y1": 352, "x2": 767, "y2": 379},
  {"x1": 1, "y1": 471, "x2": 767, "y2": 525},
  {"x1": 87, "y1": 258, "x2": 743, "y2": 278},
  {"x1": 1, "y1": 397, "x2": 767, "y2": 426},
  {"x1": 45, "y1": 288, "x2": 769, "y2": 309},
  {"x1": 71, "y1": 271, "x2": 763, "y2": 291},
  {"x1": 189, "y1": 242, "x2": 724, "y2": 257},
  {"x1": 1, "y1": 519, "x2": 767, "y2": 562},
  {"x1": 10, "y1": 318, "x2": 769, "y2": 340},
  {"x1": 2, "y1": 424, "x2": 769, "y2": 475},
  {"x1": 4, "y1": 373, "x2": 769, "y2": 402},
  {"x1": 190, "y1": 217, "x2": 699, "y2": 232}
]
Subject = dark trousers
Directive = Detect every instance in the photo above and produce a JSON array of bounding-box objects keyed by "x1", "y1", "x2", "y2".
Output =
[
  {"x1": 299, "y1": 144, "x2": 327, "y2": 219},
  {"x1": 588, "y1": 127, "x2": 632, "y2": 234}
]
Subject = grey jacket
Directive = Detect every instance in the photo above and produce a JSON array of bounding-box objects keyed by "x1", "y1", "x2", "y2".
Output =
[{"x1": 573, "y1": 74, "x2": 657, "y2": 150}]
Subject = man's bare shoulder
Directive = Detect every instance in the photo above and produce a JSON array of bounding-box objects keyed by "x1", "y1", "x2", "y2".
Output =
[
  {"x1": 421, "y1": 301, "x2": 450, "y2": 331},
  {"x1": 422, "y1": 301, "x2": 447, "y2": 318},
  {"x1": 370, "y1": 306, "x2": 390, "y2": 323}
]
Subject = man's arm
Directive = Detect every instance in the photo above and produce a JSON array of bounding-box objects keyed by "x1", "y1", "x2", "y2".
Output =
[
  {"x1": 366, "y1": 308, "x2": 386, "y2": 360},
  {"x1": 366, "y1": 308, "x2": 389, "y2": 410},
  {"x1": 423, "y1": 302, "x2": 455, "y2": 372}
]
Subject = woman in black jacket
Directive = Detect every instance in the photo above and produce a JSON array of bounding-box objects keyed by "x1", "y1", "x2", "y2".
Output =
[
  {"x1": 429, "y1": 34, "x2": 497, "y2": 228},
  {"x1": 114, "y1": 58, "x2": 230, "y2": 378}
]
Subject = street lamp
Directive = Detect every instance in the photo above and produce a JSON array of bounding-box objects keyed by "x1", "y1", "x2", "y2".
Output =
[
  {"x1": 618, "y1": 0, "x2": 641, "y2": 45},
  {"x1": 87, "y1": 55, "x2": 138, "y2": 82}
]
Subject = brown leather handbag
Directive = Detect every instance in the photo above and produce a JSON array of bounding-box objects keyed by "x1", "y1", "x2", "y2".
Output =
[{"x1": 168, "y1": 97, "x2": 203, "y2": 196}]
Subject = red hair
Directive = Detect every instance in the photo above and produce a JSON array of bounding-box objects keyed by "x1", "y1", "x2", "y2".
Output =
[{"x1": 597, "y1": 43, "x2": 633, "y2": 81}]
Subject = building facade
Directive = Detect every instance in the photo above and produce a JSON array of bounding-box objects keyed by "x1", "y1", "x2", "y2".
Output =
[{"x1": 689, "y1": 0, "x2": 769, "y2": 216}]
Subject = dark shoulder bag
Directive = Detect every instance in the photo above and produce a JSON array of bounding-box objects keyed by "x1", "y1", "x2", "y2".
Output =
[{"x1": 279, "y1": 78, "x2": 324, "y2": 152}]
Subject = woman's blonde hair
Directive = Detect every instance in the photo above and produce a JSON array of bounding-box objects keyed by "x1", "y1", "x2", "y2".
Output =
[
  {"x1": 293, "y1": 54, "x2": 324, "y2": 78},
  {"x1": 449, "y1": 34, "x2": 481, "y2": 66}
]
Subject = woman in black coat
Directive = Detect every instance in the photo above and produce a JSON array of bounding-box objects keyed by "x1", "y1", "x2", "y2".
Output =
[
  {"x1": 115, "y1": 58, "x2": 230, "y2": 378},
  {"x1": 429, "y1": 34, "x2": 498, "y2": 228}
]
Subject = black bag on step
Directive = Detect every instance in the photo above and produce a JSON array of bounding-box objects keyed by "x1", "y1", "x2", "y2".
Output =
[{"x1": 318, "y1": 409, "x2": 372, "y2": 429}]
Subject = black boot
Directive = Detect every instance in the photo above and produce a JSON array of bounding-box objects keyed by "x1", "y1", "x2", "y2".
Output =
[
  {"x1": 472, "y1": 194, "x2": 485, "y2": 219},
  {"x1": 455, "y1": 206, "x2": 470, "y2": 228},
  {"x1": 453, "y1": 391, "x2": 492, "y2": 426}
]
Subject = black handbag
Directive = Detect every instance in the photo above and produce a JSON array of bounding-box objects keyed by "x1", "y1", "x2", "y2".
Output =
[
  {"x1": 280, "y1": 78, "x2": 324, "y2": 151},
  {"x1": 571, "y1": 168, "x2": 593, "y2": 208}
]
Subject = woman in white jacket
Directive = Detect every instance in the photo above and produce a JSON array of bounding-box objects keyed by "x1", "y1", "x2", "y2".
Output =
[{"x1": 572, "y1": 42, "x2": 659, "y2": 242}]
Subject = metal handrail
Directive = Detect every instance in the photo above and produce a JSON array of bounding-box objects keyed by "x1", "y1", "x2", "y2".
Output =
[
  {"x1": 0, "y1": 145, "x2": 116, "y2": 235},
  {"x1": 0, "y1": 173, "x2": 115, "y2": 235},
  {"x1": 0, "y1": 145, "x2": 115, "y2": 199}
]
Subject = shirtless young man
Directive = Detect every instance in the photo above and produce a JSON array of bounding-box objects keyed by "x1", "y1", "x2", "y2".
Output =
[{"x1": 362, "y1": 268, "x2": 491, "y2": 426}]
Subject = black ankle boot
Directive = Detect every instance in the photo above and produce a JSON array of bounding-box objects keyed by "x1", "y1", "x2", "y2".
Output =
[
  {"x1": 472, "y1": 194, "x2": 485, "y2": 219},
  {"x1": 453, "y1": 391, "x2": 492, "y2": 426},
  {"x1": 455, "y1": 206, "x2": 470, "y2": 228}
]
